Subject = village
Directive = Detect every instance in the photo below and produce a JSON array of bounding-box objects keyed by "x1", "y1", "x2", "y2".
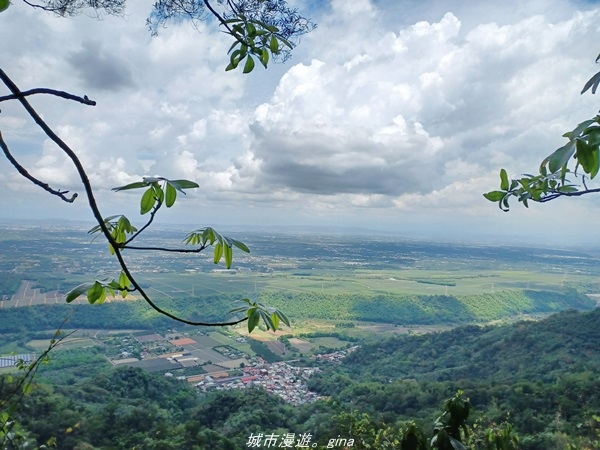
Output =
[
  {"x1": 186, "y1": 346, "x2": 359, "y2": 405},
  {"x1": 95, "y1": 327, "x2": 359, "y2": 405}
]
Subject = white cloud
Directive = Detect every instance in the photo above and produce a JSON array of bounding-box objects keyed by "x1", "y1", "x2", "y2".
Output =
[{"x1": 2, "y1": 0, "x2": 600, "y2": 242}]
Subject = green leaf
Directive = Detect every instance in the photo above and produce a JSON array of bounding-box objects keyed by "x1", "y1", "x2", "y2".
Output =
[
  {"x1": 568, "y1": 119, "x2": 597, "y2": 139},
  {"x1": 483, "y1": 191, "x2": 505, "y2": 202},
  {"x1": 247, "y1": 309, "x2": 260, "y2": 332},
  {"x1": 116, "y1": 215, "x2": 136, "y2": 233},
  {"x1": 65, "y1": 283, "x2": 92, "y2": 303},
  {"x1": 213, "y1": 243, "x2": 223, "y2": 264},
  {"x1": 232, "y1": 24, "x2": 245, "y2": 35},
  {"x1": 259, "y1": 309, "x2": 275, "y2": 330},
  {"x1": 243, "y1": 55, "x2": 255, "y2": 73},
  {"x1": 230, "y1": 49, "x2": 242, "y2": 67},
  {"x1": 86, "y1": 281, "x2": 105, "y2": 304},
  {"x1": 259, "y1": 48, "x2": 269, "y2": 68},
  {"x1": 544, "y1": 141, "x2": 576, "y2": 173},
  {"x1": 119, "y1": 272, "x2": 130, "y2": 289},
  {"x1": 558, "y1": 185, "x2": 578, "y2": 193},
  {"x1": 581, "y1": 71, "x2": 600, "y2": 94},
  {"x1": 140, "y1": 188, "x2": 155, "y2": 215},
  {"x1": 165, "y1": 182, "x2": 177, "y2": 207},
  {"x1": 112, "y1": 181, "x2": 148, "y2": 191},
  {"x1": 275, "y1": 309, "x2": 291, "y2": 328},
  {"x1": 263, "y1": 24, "x2": 279, "y2": 33},
  {"x1": 22, "y1": 383, "x2": 33, "y2": 396},
  {"x1": 575, "y1": 139, "x2": 599, "y2": 176},
  {"x1": 231, "y1": 238, "x2": 250, "y2": 253},
  {"x1": 152, "y1": 183, "x2": 164, "y2": 204},
  {"x1": 278, "y1": 36, "x2": 293, "y2": 49},
  {"x1": 499, "y1": 169, "x2": 509, "y2": 191},
  {"x1": 224, "y1": 243, "x2": 233, "y2": 269},
  {"x1": 271, "y1": 312, "x2": 280, "y2": 330},
  {"x1": 168, "y1": 179, "x2": 199, "y2": 191},
  {"x1": 269, "y1": 35, "x2": 279, "y2": 53},
  {"x1": 246, "y1": 22, "x2": 256, "y2": 37}
]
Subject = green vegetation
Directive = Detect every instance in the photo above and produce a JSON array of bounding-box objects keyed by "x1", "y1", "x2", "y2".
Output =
[
  {"x1": 0, "y1": 287, "x2": 592, "y2": 338},
  {"x1": 486, "y1": 50, "x2": 600, "y2": 210},
  {"x1": 2, "y1": 308, "x2": 600, "y2": 448}
]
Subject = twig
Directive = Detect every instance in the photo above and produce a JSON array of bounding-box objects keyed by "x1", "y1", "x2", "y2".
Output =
[
  {"x1": 124, "y1": 202, "x2": 161, "y2": 245},
  {"x1": 0, "y1": 132, "x2": 78, "y2": 203},
  {"x1": 540, "y1": 187, "x2": 600, "y2": 202},
  {"x1": 0, "y1": 68, "x2": 248, "y2": 327},
  {"x1": 0, "y1": 88, "x2": 96, "y2": 105}
]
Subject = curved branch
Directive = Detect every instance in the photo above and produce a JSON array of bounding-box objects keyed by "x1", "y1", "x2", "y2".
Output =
[
  {"x1": 0, "y1": 68, "x2": 245, "y2": 327},
  {"x1": 539, "y1": 187, "x2": 600, "y2": 202},
  {"x1": 0, "y1": 88, "x2": 96, "y2": 105},
  {"x1": 0, "y1": 132, "x2": 78, "y2": 203},
  {"x1": 125, "y1": 202, "x2": 161, "y2": 245},
  {"x1": 113, "y1": 244, "x2": 247, "y2": 326},
  {"x1": 203, "y1": 0, "x2": 242, "y2": 44}
]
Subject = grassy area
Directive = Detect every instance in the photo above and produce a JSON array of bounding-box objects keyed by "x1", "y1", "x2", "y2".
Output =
[
  {"x1": 131, "y1": 268, "x2": 598, "y2": 300},
  {"x1": 27, "y1": 338, "x2": 100, "y2": 351}
]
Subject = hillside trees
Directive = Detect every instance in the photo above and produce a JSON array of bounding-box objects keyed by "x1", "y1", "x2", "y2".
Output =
[
  {"x1": 0, "y1": 0, "x2": 315, "y2": 329},
  {"x1": 485, "y1": 52, "x2": 600, "y2": 210}
]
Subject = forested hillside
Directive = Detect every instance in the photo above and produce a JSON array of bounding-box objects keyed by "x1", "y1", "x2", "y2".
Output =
[
  {"x1": 0, "y1": 287, "x2": 593, "y2": 335},
  {"x1": 3, "y1": 308, "x2": 600, "y2": 449},
  {"x1": 333, "y1": 308, "x2": 600, "y2": 382}
]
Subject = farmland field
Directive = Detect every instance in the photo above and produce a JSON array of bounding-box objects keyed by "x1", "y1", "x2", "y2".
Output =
[{"x1": 1, "y1": 224, "x2": 599, "y2": 330}]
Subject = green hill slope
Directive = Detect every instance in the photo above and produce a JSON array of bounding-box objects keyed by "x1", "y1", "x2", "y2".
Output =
[{"x1": 337, "y1": 308, "x2": 600, "y2": 383}]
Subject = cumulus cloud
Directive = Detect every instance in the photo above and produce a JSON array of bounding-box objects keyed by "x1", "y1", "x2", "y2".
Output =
[
  {"x1": 242, "y1": 3, "x2": 600, "y2": 213},
  {"x1": 3, "y1": 0, "x2": 600, "y2": 241},
  {"x1": 68, "y1": 40, "x2": 134, "y2": 91}
]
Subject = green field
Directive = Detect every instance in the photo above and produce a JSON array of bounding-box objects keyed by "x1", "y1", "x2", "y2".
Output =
[{"x1": 130, "y1": 267, "x2": 593, "y2": 300}]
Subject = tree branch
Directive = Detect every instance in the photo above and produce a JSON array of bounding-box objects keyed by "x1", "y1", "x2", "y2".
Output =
[
  {"x1": 124, "y1": 202, "x2": 161, "y2": 245},
  {"x1": 0, "y1": 132, "x2": 78, "y2": 203},
  {"x1": 0, "y1": 68, "x2": 246, "y2": 327},
  {"x1": 539, "y1": 187, "x2": 600, "y2": 202},
  {"x1": 0, "y1": 88, "x2": 96, "y2": 105},
  {"x1": 203, "y1": 0, "x2": 240, "y2": 42}
]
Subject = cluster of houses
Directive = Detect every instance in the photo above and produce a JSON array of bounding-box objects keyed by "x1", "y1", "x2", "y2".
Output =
[
  {"x1": 191, "y1": 347, "x2": 360, "y2": 405},
  {"x1": 193, "y1": 360, "x2": 323, "y2": 405},
  {"x1": 310, "y1": 345, "x2": 360, "y2": 363}
]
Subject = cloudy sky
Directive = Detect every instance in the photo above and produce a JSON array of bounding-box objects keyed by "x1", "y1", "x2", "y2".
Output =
[{"x1": 1, "y1": 0, "x2": 600, "y2": 244}]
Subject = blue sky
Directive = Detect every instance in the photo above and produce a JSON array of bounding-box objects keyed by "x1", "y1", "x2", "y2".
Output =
[{"x1": 2, "y1": 0, "x2": 600, "y2": 243}]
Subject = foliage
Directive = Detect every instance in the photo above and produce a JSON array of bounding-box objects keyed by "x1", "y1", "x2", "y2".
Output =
[
  {"x1": 3, "y1": 0, "x2": 314, "y2": 73},
  {"x1": 257, "y1": 289, "x2": 593, "y2": 325},
  {"x1": 149, "y1": 0, "x2": 315, "y2": 70},
  {"x1": 0, "y1": 1, "x2": 304, "y2": 329},
  {"x1": 430, "y1": 391, "x2": 471, "y2": 450},
  {"x1": 485, "y1": 52, "x2": 600, "y2": 210},
  {"x1": 1, "y1": 326, "x2": 71, "y2": 449},
  {"x1": 2, "y1": 308, "x2": 600, "y2": 448}
]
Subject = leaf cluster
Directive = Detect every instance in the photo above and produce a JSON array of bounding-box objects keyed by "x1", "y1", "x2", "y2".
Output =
[
  {"x1": 430, "y1": 391, "x2": 471, "y2": 450},
  {"x1": 184, "y1": 226, "x2": 250, "y2": 269},
  {"x1": 113, "y1": 177, "x2": 199, "y2": 214},
  {"x1": 229, "y1": 298, "x2": 290, "y2": 333},
  {"x1": 485, "y1": 52, "x2": 600, "y2": 210},
  {"x1": 65, "y1": 272, "x2": 131, "y2": 304},
  {"x1": 224, "y1": 13, "x2": 292, "y2": 73}
]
